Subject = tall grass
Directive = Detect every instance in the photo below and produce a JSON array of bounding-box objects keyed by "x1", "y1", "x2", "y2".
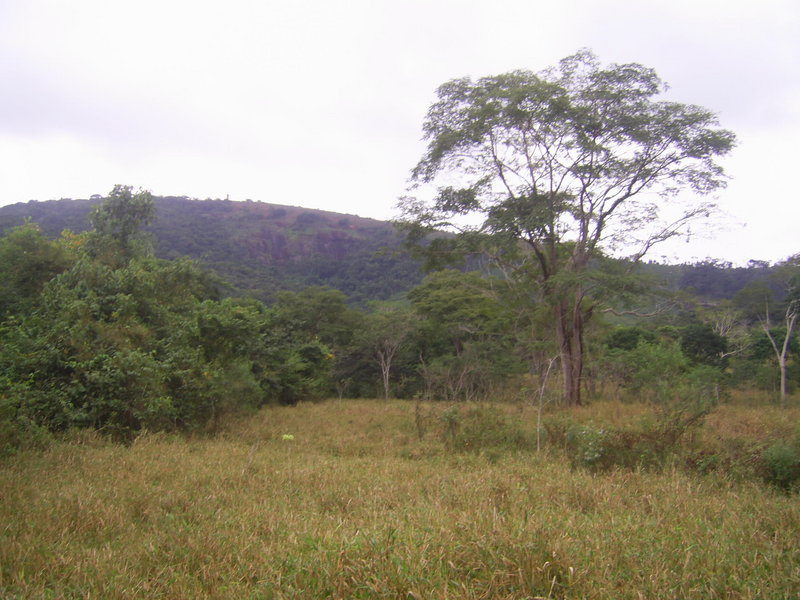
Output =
[{"x1": 2, "y1": 399, "x2": 799, "y2": 599}]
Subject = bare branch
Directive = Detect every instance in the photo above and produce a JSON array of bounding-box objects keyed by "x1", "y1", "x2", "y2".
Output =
[{"x1": 602, "y1": 301, "x2": 679, "y2": 318}]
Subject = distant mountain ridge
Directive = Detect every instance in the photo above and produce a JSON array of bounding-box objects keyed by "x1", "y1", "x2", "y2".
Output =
[
  {"x1": 0, "y1": 196, "x2": 423, "y2": 303},
  {"x1": 0, "y1": 196, "x2": 779, "y2": 304}
]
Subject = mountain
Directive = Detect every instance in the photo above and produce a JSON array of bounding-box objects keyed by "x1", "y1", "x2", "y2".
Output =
[{"x1": 0, "y1": 196, "x2": 423, "y2": 303}]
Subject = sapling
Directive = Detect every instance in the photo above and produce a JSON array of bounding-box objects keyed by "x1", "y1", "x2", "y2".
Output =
[{"x1": 532, "y1": 356, "x2": 558, "y2": 452}]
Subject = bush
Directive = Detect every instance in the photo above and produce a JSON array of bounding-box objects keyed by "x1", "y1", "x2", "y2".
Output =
[
  {"x1": 562, "y1": 403, "x2": 711, "y2": 472},
  {"x1": 440, "y1": 404, "x2": 533, "y2": 454},
  {"x1": 565, "y1": 425, "x2": 608, "y2": 469},
  {"x1": 565, "y1": 424, "x2": 675, "y2": 471},
  {"x1": 760, "y1": 441, "x2": 800, "y2": 491},
  {"x1": 600, "y1": 337, "x2": 727, "y2": 405},
  {"x1": 0, "y1": 378, "x2": 52, "y2": 456}
]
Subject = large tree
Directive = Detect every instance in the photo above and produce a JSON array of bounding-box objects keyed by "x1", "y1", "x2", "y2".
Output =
[{"x1": 399, "y1": 50, "x2": 736, "y2": 405}]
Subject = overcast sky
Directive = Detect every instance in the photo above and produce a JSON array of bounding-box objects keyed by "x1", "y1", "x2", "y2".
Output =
[{"x1": 1, "y1": 0, "x2": 797, "y2": 265}]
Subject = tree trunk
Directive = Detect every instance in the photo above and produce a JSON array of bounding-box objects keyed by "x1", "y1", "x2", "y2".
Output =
[
  {"x1": 554, "y1": 298, "x2": 584, "y2": 406},
  {"x1": 762, "y1": 305, "x2": 797, "y2": 404},
  {"x1": 378, "y1": 354, "x2": 390, "y2": 399},
  {"x1": 377, "y1": 347, "x2": 394, "y2": 400},
  {"x1": 779, "y1": 357, "x2": 788, "y2": 402}
]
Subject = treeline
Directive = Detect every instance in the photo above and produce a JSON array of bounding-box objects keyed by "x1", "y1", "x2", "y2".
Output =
[{"x1": 1, "y1": 187, "x2": 799, "y2": 451}]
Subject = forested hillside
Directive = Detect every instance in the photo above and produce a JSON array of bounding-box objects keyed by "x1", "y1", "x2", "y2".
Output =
[
  {"x1": 0, "y1": 196, "x2": 422, "y2": 303},
  {"x1": 0, "y1": 196, "x2": 784, "y2": 306}
]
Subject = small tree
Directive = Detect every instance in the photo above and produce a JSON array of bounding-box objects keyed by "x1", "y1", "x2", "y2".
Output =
[
  {"x1": 360, "y1": 306, "x2": 414, "y2": 399},
  {"x1": 408, "y1": 269, "x2": 524, "y2": 400},
  {"x1": 399, "y1": 50, "x2": 736, "y2": 405},
  {"x1": 748, "y1": 256, "x2": 800, "y2": 402},
  {"x1": 760, "y1": 301, "x2": 798, "y2": 402},
  {"x1": 87, "y1": 185, "x2": 156, "y2": 265}
]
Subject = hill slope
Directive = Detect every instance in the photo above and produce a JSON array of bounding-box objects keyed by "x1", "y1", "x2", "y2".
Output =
[
  {"x1": 0, "y1": 196, "x2": 422, "y2": 303},
  {"x1": 0, "y1": 196, "x2": 781, "y2": 305}
]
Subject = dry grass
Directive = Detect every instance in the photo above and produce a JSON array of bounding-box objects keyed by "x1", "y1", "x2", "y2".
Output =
[
  {"x1": 705, "y1": 403, "x2": 800, "y2": 440},
  {"x1": 1, "y1": 398, "x2": 799, "y2": 599}
]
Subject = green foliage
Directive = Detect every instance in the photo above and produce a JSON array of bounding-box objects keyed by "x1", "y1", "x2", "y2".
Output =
[
  {"x1": 0, "y1": 222, "x2": 74, "y2": 319},
  {"x1": 605, "y1": 326, "x2": 655, "y2": 351},
  {"x1": 678, "y1": 259, "x2": 776, "y2": 301},
  {"x1": 439, "y1": 405, "x2": 460, "y2": 443},
  {"x1": 193, "y1": 297, "x2": 334, "y2": 407},
  {"x1": 72, "y1": 350, "x2": 173, "y2": 436},
  {"x1": 400, "y1": 50, "x2": 735, "y2": 406},
  {"x1": 148, "y1": 197, "x2": 423, "y2": 303},
  {"x1": 615, "y1": 340, "x2": 688, "y2": 401},
  {"x1": 749, "y1": 327, "x2": 800, "y2": 361},
  {"x1": 680, "y1": 322, "x2": 729, "y2": 367},
  {"x1": 737, "y1": 326, "x2": 799, "y2": 395},
  {"x1": 356, "y1": 305, "x2": 415, "y2": 399},
  {"x1": 565, "y1": 425, "x2": 609, "y2": 468},
  {"x1": 760, "y1": 441, "x2": 800, "y2": 491},
  {"x1": 562, "y1": 403, "x2": 711, "y2": 472},
  {"x1": 0, "y1": 375, "x2": 52, "y2": 457},
  {"x1": 85, "y1": 185, "x2": 156, "y2": 266},
  {"x1": 0, "y1": 189, "x2": 343, "y2": 444},
  {"x1": 409, "y1": 270, "x2": 526, "y2": 401},
  {"x1": 0, "y1": 254, "x2": 222, "y2": 438},
  {"x1": 408, "y1": 270, "x2": 499, "y2": 332},
  {"x1": 3, "y1": 180, "x2": 796, "y2": 465},
  {"x1": 608, "y1": 341, "x2": 688, "y2": 403},
  {"x1": 274, "y1": 286, "x2": 362, "y2": 350},
  {"x1": 0, "y1": 196, "x2": 424, "y2": 304},
  {"x1": 601, "y1": 333, "x2": 727, "y2": 405}
]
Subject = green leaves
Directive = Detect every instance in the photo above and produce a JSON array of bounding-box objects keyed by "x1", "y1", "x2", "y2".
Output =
[
  {"x1": 680, "y1": 323, "x2": 729, "y2": 368},
  {"x1": 0, "y1": 222, "x2": 74, "y2": 320},
  {"x1": 408, "y1": 270, "x2": 526, "y2": 401},
  {"x1": 86, "y1": 185, "x2": 156, "y2": 266},
  {"x1": 405, "y1": 49, "x2": 735, "y2": 258},
  {"x1": 0, "y1": 190, "x2": 345, "y2": 441}
]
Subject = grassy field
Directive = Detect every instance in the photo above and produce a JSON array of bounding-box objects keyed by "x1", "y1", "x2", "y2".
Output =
[{"x1": 1, "y1": 399, "x2": 799, "y2": 599}]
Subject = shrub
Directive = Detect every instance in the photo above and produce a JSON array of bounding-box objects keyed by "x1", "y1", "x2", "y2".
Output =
[
  {"x1": 760, "y1": 441, "x2": 800, "y2": 491},
  {"x1": 563, "y1": 403, "x2": 711, "y2": 472},
  {"x1": 565, "y1": 425, "x2": 608, "y2": 469},
  {"x1": 440, "y1": 404, "x2": 532, "y2": 453},
  {"x1": 0, "y1": 377, "x2": 52, "y2": 456}
]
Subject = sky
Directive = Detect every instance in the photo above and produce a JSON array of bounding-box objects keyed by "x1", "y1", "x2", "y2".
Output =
[{"x1": 0, "y1": 0, "x2": 798, "y2": 265}]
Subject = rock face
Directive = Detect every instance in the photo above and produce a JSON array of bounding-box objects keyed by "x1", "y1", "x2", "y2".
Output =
[{"x1": 0, "y1": 196, "x2": 422, "y2": 303}]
